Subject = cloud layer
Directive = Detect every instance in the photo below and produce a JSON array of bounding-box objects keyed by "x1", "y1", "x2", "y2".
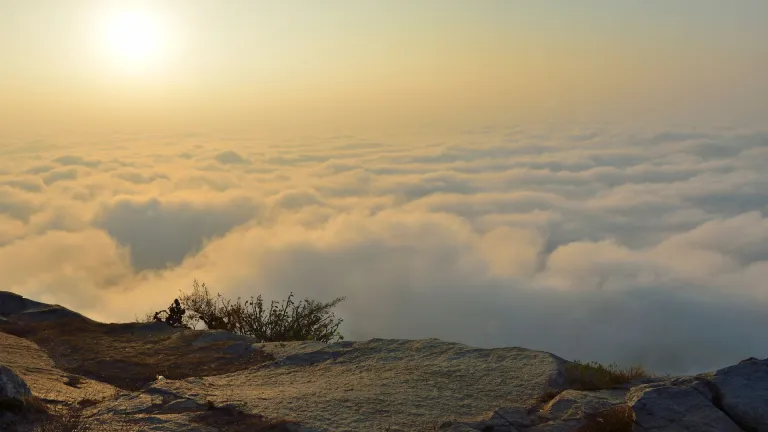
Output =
[{"x1": 1, "y1": 124, "x2": 768, "y2": 374}]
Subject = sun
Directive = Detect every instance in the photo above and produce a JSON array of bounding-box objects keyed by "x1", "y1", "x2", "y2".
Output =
[{"x1": 99, "y1": 8, "x2": 168, "y2": 73}]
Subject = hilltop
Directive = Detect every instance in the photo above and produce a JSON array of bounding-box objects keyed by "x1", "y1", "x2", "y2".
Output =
[{"x1": 1, "y1": 290, "x2": 766, "y2": 432}]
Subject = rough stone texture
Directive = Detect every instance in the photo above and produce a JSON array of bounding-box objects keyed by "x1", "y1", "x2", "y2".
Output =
[
  {"x1": 151, "y1": 338, "x2": 568, "y2": 431},
  {"x1": 443, "y1": 388, "x2": 632, "y2": 432},
  {"x1": 627, "y1": 377, "x2": 742, "y2": 432},
  {"x1": 542, "y1": 389, "x2": 627, "y2": 422},
  {"x1": 710, "y1": 357, "x2": 768, "y2": 431},
  {"x1": 0, "y1": 365, "x2": 31, "y2": 401},
  {"x1": 0, "y1": 331, "x2": 116, "y2": 404}
]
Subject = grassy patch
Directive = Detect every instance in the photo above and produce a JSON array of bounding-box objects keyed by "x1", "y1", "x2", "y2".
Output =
[{"x1": 564, "y1": 361, "x2": 647, "y2": 391}]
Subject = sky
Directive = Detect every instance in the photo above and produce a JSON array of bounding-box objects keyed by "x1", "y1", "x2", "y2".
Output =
[{"x1": 1, "y1": 1, "x2": 768, "y2": 375}]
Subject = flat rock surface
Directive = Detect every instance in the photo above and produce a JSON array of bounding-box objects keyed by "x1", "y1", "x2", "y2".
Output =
[
  {"x1": 151, "y1": 338, "x2": 568, "y2": 431},
  {"x1": 0, "y1": 331, "x2": 116, "y2": 404}
]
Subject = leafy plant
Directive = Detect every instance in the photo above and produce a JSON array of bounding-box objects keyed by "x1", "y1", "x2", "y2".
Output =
[{"x1": 173, "y1": 279, "x2": 346, "y2": 343}]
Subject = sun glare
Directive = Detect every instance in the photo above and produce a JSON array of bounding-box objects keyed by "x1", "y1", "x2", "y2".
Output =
[{"x1": 99, "y1": 9, "x2": 168, "y2": 73}]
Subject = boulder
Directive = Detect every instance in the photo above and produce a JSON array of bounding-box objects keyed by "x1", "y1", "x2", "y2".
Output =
[
  {"x1": 627, "y1": 377, "x2": 742, "y2": 432},
  {"x1": 0, "y1": 365, "x2": 33, "y2": 428},
  {"x1": 0, "y1": 365, "x2": 31, "y2": 402},
  {"x1": 710, "y1": 357, "x2": 768, "y2": 431}
]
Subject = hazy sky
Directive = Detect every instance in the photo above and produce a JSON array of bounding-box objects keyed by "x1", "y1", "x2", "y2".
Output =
[
  {"x1": 1, "y1": 0, "x2": 767, "y2": 135},
  {"x1": 1, "y1": 1, "x2": 768, "y2": 375}
]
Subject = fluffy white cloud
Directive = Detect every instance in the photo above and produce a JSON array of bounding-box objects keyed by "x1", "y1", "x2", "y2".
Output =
[{"x1": 1, "y1": 125, "x2": 767, "y2": 374}]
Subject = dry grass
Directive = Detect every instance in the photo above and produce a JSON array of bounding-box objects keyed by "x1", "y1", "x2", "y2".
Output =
[
  {"x1": 564, "y1": 361, "x2": 648, "y2": 391},
  {"x1": 1, "y1": 317, "x2": 275, "y2": 391},
  {"x1": 33, "y1": 401, "x2": 94, "y2": 432},
  {"x1": 577, "y1": 405, "x2": 635, "y2": 432},
  {"x1": 33, "y1": 400, "x2": 146, "y2": 432}
]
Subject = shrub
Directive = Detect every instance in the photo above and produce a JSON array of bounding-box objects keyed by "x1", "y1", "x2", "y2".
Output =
[
  {"x1": 564, "y1": 360, "x2": 647, "y2": 391},
  {"x1": 151, "y1": 299, "x2": 188, "y2": 328},
  {"x1": 168, "y1": 279, "x2": 346, "y2": 343}
]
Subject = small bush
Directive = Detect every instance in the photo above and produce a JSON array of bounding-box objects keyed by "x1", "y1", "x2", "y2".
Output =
[
  {"x1": 565, "y1": 361, "x2": 647, "y2": 391},
  {"x1": 151, "y1": 299, "x2": 188, "y2": 328},
  {"x1": 577, "y1": 405, "x2": 634, "y2": 432},
  {"x1": 165, "y1": 279, "x2": 346, "y2": 343}
]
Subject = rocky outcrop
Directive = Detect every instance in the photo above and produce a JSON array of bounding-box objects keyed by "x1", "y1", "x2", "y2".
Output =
[
  {"x1": 2, "y1": 290, "x2": 768, "y2": 431},
  {"x1": 0, "y1": 291, "x2": 92, "y2": 325},
  {"x1": 0, "y1": 366, "x2": 31, "y2": 402},
  {"x1": 441, "y1": 360, "x2": 768, "y2": 432},
  {"x1": 0, "y1": 366, "x2": 34, "y2": 431},
  {"x1": 0, "y1": 291, "x2": 46, "y2": 317},
  {"x1": 710, "y1": 357, "x2": 768, "y2": 431},
  {"x1": 627, "y1": 377, "x2": 742, "y2": 432}
]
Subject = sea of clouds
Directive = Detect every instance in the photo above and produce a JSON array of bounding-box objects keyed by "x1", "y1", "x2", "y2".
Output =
[{"x1": 1, "y1": 123, "x2": 768, "y2": 374}]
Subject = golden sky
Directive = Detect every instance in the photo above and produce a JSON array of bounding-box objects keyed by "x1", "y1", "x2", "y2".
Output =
[
  {"x1": 1, "y1": 0, "x2": 766, "y2": 136},
  {"x1": 2, "y1": 1, "x2": 768, "y2": 374}
]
